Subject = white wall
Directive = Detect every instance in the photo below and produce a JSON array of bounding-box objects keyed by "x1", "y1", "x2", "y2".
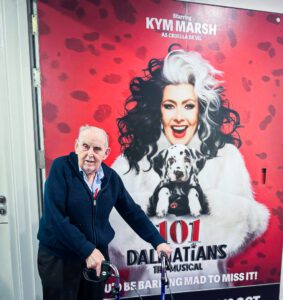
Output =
[{"x1": 0, "y1": 0, "x2": 41, "y2": 299}]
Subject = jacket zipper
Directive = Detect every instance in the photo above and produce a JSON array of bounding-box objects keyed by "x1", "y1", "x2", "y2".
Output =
[{"x1": 92, "y1": 191, "x2": 97, "y2": 246}]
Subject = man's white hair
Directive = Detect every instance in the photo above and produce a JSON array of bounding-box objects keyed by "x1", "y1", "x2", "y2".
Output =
[{"x1": 78, "y1": 125, "x2": 109, "y2": 147}]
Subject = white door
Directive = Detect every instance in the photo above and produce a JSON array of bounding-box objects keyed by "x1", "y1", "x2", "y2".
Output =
[
  {"x1": 0, "y1": 225, "x2": 13, "y2": 299},
  {"x1": 0, "y1": 1, "x2": 15, "y2": 297},
  {"x1": 0, "y1": 197, "x2": 13, "y2": 299}
]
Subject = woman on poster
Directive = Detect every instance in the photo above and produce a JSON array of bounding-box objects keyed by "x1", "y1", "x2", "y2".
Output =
[{"x1": 109, "y1": 47, "x2": 269, "y2": 295}]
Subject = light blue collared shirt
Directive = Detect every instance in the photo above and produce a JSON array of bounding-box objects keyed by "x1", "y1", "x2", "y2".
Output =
[{"x1": 79, "y1": 165, "x2": 104, "y2": 195}]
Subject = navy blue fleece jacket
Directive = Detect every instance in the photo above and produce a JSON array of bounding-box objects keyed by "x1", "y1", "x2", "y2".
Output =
[{"x1": 37, "y1": 152, "x2": 165, "y2": 259}]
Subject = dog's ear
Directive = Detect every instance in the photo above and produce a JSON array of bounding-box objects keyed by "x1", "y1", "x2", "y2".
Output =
[
  {"x1": 152, "y1": 149, "x2": 168, "y2": 178},
  {"x1": 185, "y1": 148, "x2": 206, "y2": 173}
]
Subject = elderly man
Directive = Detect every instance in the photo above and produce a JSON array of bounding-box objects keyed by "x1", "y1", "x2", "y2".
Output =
[{"x1": 37, "y1": 125, "x2": 172, "y2": 300}]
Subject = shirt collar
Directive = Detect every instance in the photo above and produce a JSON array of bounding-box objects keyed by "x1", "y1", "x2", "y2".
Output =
[{"x1": 78, "y1": 164, "x2": 104, "y2": 181}]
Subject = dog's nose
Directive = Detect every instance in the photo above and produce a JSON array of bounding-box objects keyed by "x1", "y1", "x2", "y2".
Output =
[{"x1": 174, "y1": 170, "x2": 184, "y2": 179}]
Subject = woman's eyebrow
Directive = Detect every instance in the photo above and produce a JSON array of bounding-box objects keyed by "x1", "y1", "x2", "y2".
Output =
[
  {"x1": 181, "y1": 98, "x2": 197, "y2": 104},
  {"x1": 162, "y1": 98, "x2": 196, "y2": 104}
]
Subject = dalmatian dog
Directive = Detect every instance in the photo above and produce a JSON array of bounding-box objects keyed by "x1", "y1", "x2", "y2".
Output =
[{"x1": 147, "y1": 144, "x2": 209, "y2": 218}]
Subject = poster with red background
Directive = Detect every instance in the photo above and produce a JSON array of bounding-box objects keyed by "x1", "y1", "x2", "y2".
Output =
[{"x1": 38, "y1": 0, "x2": 283, "y2": 299}]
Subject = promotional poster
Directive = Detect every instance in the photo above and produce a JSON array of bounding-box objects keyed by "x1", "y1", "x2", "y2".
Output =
[{"x1": 38, "y1": 0, "x2": 283, "y2": 299}]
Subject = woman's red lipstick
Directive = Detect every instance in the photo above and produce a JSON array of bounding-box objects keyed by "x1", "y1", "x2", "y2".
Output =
[{"x1": 171, "y1": 126, "x2": 187, "y2": 138}]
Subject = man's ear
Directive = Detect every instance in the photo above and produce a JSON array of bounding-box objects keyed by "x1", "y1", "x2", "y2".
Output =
[
  {"x1": 153, "y1": 149, "x2": 168, "y2": 178},
  {"x1": 103, "y1": 147, "x2": 111, "y2": 160},
  {"x1": 74, "y1": 139, "x2": 79, "y2": 154}
]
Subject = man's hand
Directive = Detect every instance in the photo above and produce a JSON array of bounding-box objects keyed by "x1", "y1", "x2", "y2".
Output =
[
  {"x1": 85, "y1": 248, "x2": 105, "y2": 276},
  {"x1": 156, "y1": 243, "x2": 172, "y2": 258}
]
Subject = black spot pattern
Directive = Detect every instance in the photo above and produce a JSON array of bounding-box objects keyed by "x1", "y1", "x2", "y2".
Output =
[
  {"x1": 114, "y1": 57, "x2": 123, "y2": 64},
  {"x1": 41, "y1": 52, "x2": 48, "y2": 60},
  {"x1": 258, "y1": 42, "x2": 271, "y2": 51},
  {"x1": 242, "y1": 77, "x2": 252, "y2": 92},
  {"x1": 61, "y1": 0, "x2": 79, "y2": 11},
  {"x1": 39, "y1": 20, "x2": 51, "y2": 35},
  {"x1": 93, "y1": 104, "x2": 112, "y2": 122},
  {"x1": 262, "y1": 76, "x2": 270, "y2": 82},
  {"x1": 124, "y1": 33, "x2": 132, "y2": 38},
  {"x1": 88, "y1": 45, "x2": 101, "y2": 56},
  {"x1": 110, "y1": 0, "x2": 137, "y2": 24},
  {"x1": 272, "y1": 69, "x2": 283, "y2": 76},
  {"x1": 208, "y1": 42, "x2": 219, "y2": 51},
  {"x1": 256, "y1": 153, "x2": 267, "y2": 159},
  {"x1": 50, "y1": 60, "x2": 59, "y2": 69},
  {"x1": 227, "y1": 29, "x2": 237, "y2": 48},
  {"x1": 86, "y1": 0, "x2": 101, "y2": 5},
  {"x1": 257, "y1": 252, "x2": 266, "y2": 258},
  {"x1": 259, "y1": 115, "x2": 272, "y2": 130},
  {"x1": 102, "y1": 74, "x2": 122, "y2": 84},
  {"x1": 58, "y1": 73, "x2": 68, "y2": 81},
  {"x1": 272, "y1": 206, "x2": 283, "y2": 230},
  {"x1": 65, "y1": 38, "x2": 86, "y2": 52},
  {"x1": 83, "y1": 32, "x2": 100, "y2": 41},
  {"x1": 43, "y1": 102, "x2": 58, "y2": 122},
  {"x1": 114, "y1": 35, "x2": 121, "y2": 42},
  {"x1": 276, "y1": 191, "x2": 283, "y2": 203},
  {"x1": 71, "y1": 90, "x2": 90, "y2": 101},
  {"x1": 247, "y1": 10, "x2": 254, "y2": 17},
  {"x1": 76, "y1": 7, "x2": 85, "y2": 19},
  {"x1": 268, "y1": 105, "x2": 276, "y2": 117},
  {"x1": 89, "y1": 68, "x2": 97, "y2": 75},
  {"x1": 102, "y1": 43, "x2": 116, "y2": 50},
  {"x1": 57, "y1": 122, "x2": 71, "y2": 133},
  {"x1": 99, "y1": 8, "x2": 108, "y2": 19}
]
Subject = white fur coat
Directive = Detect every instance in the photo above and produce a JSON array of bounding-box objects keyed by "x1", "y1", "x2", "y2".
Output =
[{"x1": 108, "y1": 133, "x2": 269, "y2": 296}]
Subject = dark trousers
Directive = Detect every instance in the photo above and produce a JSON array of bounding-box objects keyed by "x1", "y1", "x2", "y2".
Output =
[{"x1": 38, "y1": 247, "x2": 106, "y2": 300}]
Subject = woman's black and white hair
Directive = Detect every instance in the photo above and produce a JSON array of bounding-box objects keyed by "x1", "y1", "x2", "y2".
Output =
[{"x1": 118, "y1": 48, "x2": 241, "y2": 173}]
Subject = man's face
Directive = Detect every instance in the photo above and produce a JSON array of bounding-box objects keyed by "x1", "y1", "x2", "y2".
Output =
[{"x1": 75, "y1": 129, "x2": 110, "y2": 175}]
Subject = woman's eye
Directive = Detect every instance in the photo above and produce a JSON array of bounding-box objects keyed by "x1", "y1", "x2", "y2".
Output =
[
  {"x1": 185, "y1": 103, "x2": 195, "y2": 110},
  {"x1": 163, "y1": 103, "x2": 174, "y2": 110}
]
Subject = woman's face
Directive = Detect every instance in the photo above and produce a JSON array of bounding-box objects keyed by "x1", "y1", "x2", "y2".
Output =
[{"x1": 161, "y1": 84, "x2": 199, "y2": 145}]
